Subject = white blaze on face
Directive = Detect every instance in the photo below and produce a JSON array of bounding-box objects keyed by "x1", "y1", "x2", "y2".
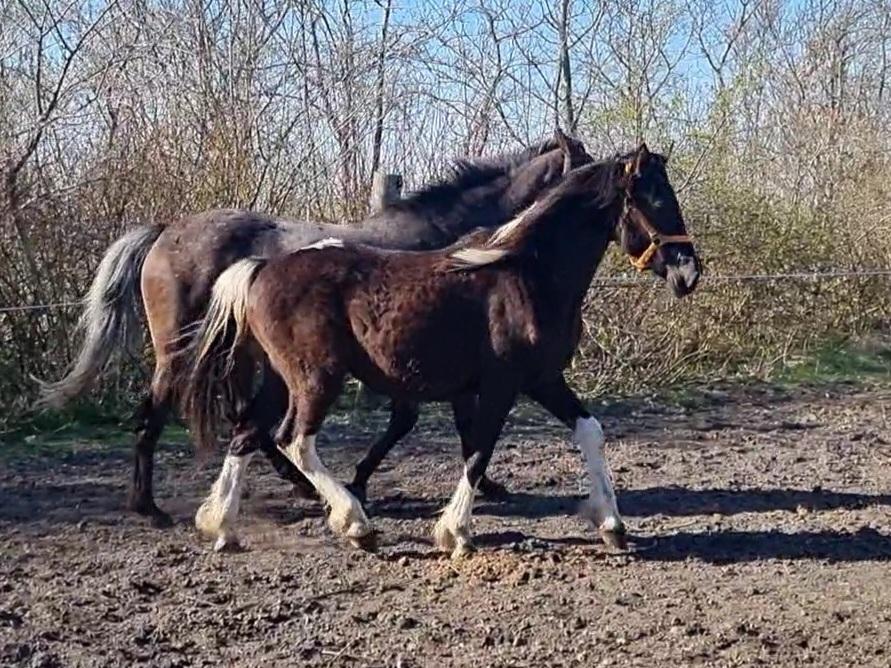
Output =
[{"x1": 573, "y1": 417, "x2": 623, "y2": 532}]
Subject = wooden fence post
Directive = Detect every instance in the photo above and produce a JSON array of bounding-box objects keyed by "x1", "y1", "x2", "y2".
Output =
[{"x1": 369, "y1": 172, "x2": 403, "y2": 213}]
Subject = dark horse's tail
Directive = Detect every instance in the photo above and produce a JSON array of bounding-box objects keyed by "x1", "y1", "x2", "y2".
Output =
[
  {"x1": 36, "y1": 224, "x2": 164, "y2": 409},
  {"x1": 179, "y1": 257, "x2": 267, "y2": 453}
]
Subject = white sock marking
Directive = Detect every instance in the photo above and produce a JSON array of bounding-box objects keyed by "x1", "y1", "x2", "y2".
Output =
[
  {"x1": 196, "y1": 452, "x2": 254, "y2": 541},
  {"x1": 444, "y1": 471, "x2": 475, "y2": 533},
  {"x1": 286, "y1": 434, "x2": 370, "y2": 537},
  {"x1": 434, "y1": 469, "x2": 476, "y2": 552},
  {"x1": 573, "y1": 417, "x2": 623, "y2": 532}
]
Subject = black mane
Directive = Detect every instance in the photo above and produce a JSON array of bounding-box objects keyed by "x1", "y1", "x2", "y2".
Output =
[{"x1": 392, "y1": 138, "x2": 564, "y2": 212}]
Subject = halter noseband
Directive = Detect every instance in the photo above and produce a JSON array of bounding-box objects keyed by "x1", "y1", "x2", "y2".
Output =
[{"x1": 621, "y1": 162, "x2": 692, "y2": 272}]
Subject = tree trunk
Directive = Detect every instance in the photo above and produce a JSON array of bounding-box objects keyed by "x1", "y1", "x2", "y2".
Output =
[
  {"x1": 370, "y1": 0, "x2": 393, "y2": 178},
  {"x1": 557, "y1": 0, "x2": 576, "y2": 132}
]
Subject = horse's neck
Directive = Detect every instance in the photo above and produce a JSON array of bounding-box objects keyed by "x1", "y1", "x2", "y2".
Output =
[
  {"x1": 270, "y1": 152, "x2": 562, "y2": 252},
  {"x1": 524, "y1": 202, "x2": 617, "y2": 313},
  {"x1": 425, "y1": 157, "x2": 561, "y2": 238}
]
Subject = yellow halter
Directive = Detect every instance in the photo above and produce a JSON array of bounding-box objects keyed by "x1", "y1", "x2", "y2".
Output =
[{"x1": 621, "y1": 162, "x2": 692, "y2": 272}]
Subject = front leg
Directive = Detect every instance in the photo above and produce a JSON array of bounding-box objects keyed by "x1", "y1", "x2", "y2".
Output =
[
  {"x1": 525, "y1": 377, "x2": 626, "y2": 547},
  {"x1": 434, "y1": 382, "x2": 518, "y2": 559}
]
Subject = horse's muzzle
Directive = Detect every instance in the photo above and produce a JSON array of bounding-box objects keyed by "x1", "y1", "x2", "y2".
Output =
[{"x1": 666, "y1": 254, "x2": 700, "y2": 298}]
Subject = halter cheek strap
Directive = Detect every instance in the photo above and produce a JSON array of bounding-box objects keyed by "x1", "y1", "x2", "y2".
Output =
[{"x1": 624, "y1": 203, "x2": 692, "y2": 272}]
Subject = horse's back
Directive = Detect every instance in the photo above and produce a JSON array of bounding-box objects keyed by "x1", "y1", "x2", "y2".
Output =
[{"x1": 142, "y1": 210, "x2": 332, "y2": 327}]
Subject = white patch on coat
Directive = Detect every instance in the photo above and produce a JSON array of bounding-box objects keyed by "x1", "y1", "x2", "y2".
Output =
[
  {"x1": 448, "y1": 247, "x2": 510, "y2": 268},
  {"x1": 487, "y1": 203, "x2": 537, "y2": 246},
  {"x1": 447, "y1": 203, "x2": 537, "y2": 268},
  {"x1": 301, "y1": 237, "x2": 345, "y2": 251}
]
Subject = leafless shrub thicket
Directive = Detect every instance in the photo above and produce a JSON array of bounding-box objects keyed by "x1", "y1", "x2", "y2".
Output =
[{"x1": 2, "y1": 0, "x2": 890, "y2": 420}]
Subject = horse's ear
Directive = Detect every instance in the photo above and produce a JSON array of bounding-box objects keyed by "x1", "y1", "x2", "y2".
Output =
[
  {"x1": 617, "y1": 157, "x2": 634, "y2": 189},
  {"x1": 637, "y1": 142, "x2": 651, "y2": 168},
  {"x1": 629, "y1": 142, "x2": 651, "y2": 175}
]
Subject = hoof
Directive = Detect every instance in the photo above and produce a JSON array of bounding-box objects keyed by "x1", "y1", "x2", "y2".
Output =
[
  {"x1": 433, "y1": 519, "x2": 456, "y2": 553},
  {"x1": 477, "y1": 476, "x2": 509, "y2": 500},
  {"x1": 150, "y1": 510, "x2": 175, "y2": 529},
  {"x1": 433, "y1": 519, "x2": 473, "y2": 557},
  {"x1": 345, "y1": 482, "x2": 368, "y2": 506},
  {"x1": 213, "y1": 534, "x2": 245, "y2": 553},
  {"x1": 129, "y1": 495, "x2": 174, "y2": 529},
  {"x1": 600, "y1": 529, "x2": 628, "y2": 551},
  {"x1": 348, "y1": 529, "x2": 379, "y2": 553},
  {"x1": 451, "y1": 540, "x2": 476, "y2": 561},
  {"x1": 195, "y1": 501, "x2": 218, "y2": 537}
]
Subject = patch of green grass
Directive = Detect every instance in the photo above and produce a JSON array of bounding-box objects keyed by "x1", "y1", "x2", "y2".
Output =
[
  {"x1": 604, "y1": 336, "x2": 891, "y2": 413},
  {"x1": 777, "y1": 337, "x2": 891, "y2": 386},
  {"x1": 0, "y1": 403, "x2": 189, "y2": 461}
]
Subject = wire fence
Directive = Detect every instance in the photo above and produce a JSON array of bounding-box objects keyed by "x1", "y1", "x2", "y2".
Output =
[
  {"x1": 590, "y1": 268, "x2": 891, "y2": 288},
  {"x1": 0, "y1": 301, "x2": 83, "y2": 314},
  {"x1": 1, "y1": 268, "x2": 890, "y2": 315}
]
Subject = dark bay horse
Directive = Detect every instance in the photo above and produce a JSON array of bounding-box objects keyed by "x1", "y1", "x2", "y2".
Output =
[
  {"x1": 38, "y1": 133, "x2": 592, "y2": 527},
  {"x1": 180, "y1": 144, "x2": 700, "y2": 555}
]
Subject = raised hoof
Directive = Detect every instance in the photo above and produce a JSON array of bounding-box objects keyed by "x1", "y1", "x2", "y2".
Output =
[
  {"x1": 477, "y1": 476, "x2": 509, "y2": 500},
  {"x1": 601, "y1": 529, "x2": 628, "y2": 551},
  {"x1": 345, "y1": 482, "x2": 368, "y2": 506},
  {"x1": 348, "y1": 530, "x2": 379, "y2": 553},
  {"x1": 291, "y1": 482, "x2": 319, "y2": 501},
  {"x1": 213, "y1": 535, "x2": 245, "y2": 553}
]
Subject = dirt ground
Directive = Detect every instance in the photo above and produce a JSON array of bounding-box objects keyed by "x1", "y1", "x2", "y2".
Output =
[{"x1": 1, "y1": 383, "x2": 890, "y2": 667}]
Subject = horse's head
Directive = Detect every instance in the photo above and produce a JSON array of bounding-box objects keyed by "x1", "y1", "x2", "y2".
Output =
[{"x1": 615, "y1": 144, "x2": 700, "y2": 297}]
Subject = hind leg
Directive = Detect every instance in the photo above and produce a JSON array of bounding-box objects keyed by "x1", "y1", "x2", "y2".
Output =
[
  {"x1": 452, "y1": 393, "x2": 509, "y2": 499},
  {"x1": 347, "y1": 400, "x2": 420, "y2": 504},
  {"x1": 195, "y1": 429, "x2": 258, "y2": 552},
  {"x1": 128, "y1": 367, "x2": 173, "y2": 527},
  {"x1": 283, "y1": 376, "x2": 375, "y2": 550},
  {"x1": 250, "y1": 364, "x2": 317, "y2": 499}
]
